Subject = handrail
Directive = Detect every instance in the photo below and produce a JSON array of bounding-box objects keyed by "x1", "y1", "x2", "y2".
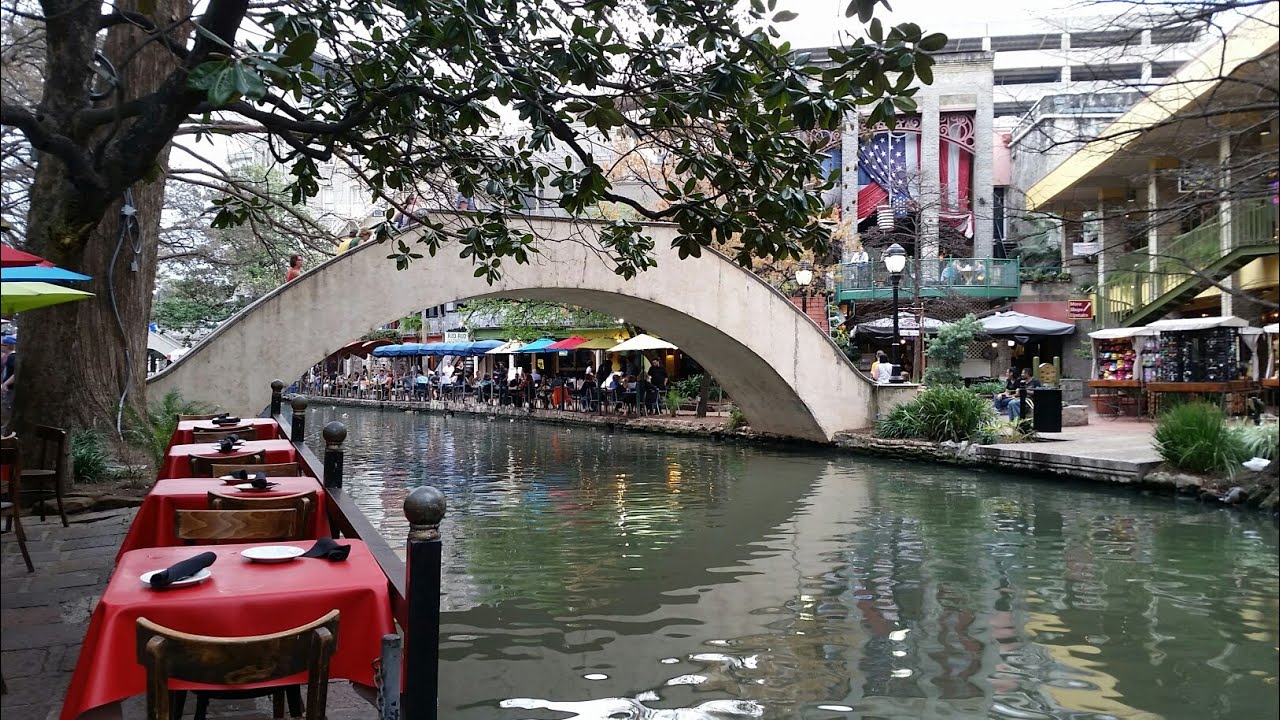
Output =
[{"x1": 837, "y1": 257, "x2": 1020, "y2": 294}]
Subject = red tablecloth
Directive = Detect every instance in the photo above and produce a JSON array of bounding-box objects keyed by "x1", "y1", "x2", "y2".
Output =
[
  {"x1": 116, "y1": 477, "x2": 331, "y2": 559},
  {"x1": 60, "y1": 541, "x2": 394, "y2": 720},
  {"x1": 160, "y1": 439, "x2": 299, "y2": 479},
  {"x1": 169, "y1": 418, "x2": 283, "y2": 446}
]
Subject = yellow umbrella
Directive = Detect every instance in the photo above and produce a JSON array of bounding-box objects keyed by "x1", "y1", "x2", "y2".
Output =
[{"x1": 1, "y1": 281, "x2": 94, "y2": 315}]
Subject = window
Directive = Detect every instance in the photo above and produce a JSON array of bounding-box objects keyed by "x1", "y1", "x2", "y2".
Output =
[
  {"x1": 994, "y1": 187, "x2": 1007, "y2": 242},
  {"x1": 990, "y1": 34, "x2": 1059, "y2": 52},
  {"x1": 942, "y1": 37, "x2": 985, "y2": 52},
  {"x1": 1070, "y1": 63, "x2": 1143, "y2": 82},
  {"x1": 994, "y1": 67, "x2": 1063, "y2": 86},
  {"x1": 1070, "y1": 30, "x2": 1140, "y2": 49},
  {"x1": 1149, "y1": 61, "x2": 1183, "y2": 79},
  {"x1": 1150, "y1": 26, "x2": 1199, "y2": 45}
]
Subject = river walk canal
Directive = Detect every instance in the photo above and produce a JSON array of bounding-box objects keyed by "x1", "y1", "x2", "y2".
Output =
[{"x1": 304, "y1": 404, "x2": 1279, "y2": 720}]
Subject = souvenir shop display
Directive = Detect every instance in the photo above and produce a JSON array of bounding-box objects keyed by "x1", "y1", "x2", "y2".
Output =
[{"x1": 1143, "y1": 316, "x2": 1261, "y2": 415}]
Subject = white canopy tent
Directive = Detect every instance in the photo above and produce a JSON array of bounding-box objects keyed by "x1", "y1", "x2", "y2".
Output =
[
  {"x1": 1087, "y1": 326, "x2": 1159, "y2": 381},
  {"x1": 1265, "y1": 323, "x2": 1279, "y2": 380},
  {"x1": 607, "y1": 334, "x2": 677, "y2": 353},
  {"x1": 1145, "y1": 315, "x2": 1263, "y2": 380}
]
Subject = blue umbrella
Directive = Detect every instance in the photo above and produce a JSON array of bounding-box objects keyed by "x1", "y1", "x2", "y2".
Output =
[{"x1": 1, "y1": 266, "x2": 92, "y2": 283}]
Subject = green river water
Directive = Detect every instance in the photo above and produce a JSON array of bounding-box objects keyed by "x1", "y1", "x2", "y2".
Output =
[{"x1": 304, "y1": 405, "x2": 1278, "y2": 720}]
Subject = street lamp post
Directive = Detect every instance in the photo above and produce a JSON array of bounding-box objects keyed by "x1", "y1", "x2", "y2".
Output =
[
  {"x1": 795, "y1": 261, "x2": 814, "y2": 314},
  {"x1": 883, "y1": 243, "x2": 907, "y2": 370}
]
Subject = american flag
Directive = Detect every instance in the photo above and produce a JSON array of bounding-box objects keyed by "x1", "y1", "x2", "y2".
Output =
[{"x1": 859, "y1": 132, "x2": 914, "y2": 217}]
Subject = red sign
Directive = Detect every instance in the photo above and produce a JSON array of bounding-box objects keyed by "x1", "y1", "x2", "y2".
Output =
[{"x1": 1068, "y1": 299, "x2": 1094, "y2": 320}]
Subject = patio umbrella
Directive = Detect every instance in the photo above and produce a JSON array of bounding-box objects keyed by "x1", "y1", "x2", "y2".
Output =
[
  {"x1": 545, "y1": 336, "x2": 589, "y2": 351},
  {"x1": 979, "y1": 311, "x2": 1075, "y2": 336},
  {"x1": 1, "y1": 282, "x2": 94, "y2": 315},
  {"x1": 577, "y1": 336, "x2": 624, "y2": 350},
  {"x1": 1, "y1": 266, "x2": 92, "y2": 283},
  {"x1": 608, "y1": 334, "x2": 677, "y2": 352},
  {"x1": 515, "y1": 338, "x2": 557, "y2": 353},
  {"x1": 0, "y1": 245, "x2": 50, "y2": 268},
  {"x1": 854, "y1": 312, "x2": 945, "y2": 338}
]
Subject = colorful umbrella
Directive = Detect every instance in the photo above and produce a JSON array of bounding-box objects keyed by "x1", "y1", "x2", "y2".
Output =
[
  {"x1": 1, "y1": 266, "x2": 92, "y2": 283},
  {"x1": 1, "y1": 245, "x2": 51, "y2": 268},
  {"x1": 1, "y1": 282, "x2": 94, "y2": 315}
]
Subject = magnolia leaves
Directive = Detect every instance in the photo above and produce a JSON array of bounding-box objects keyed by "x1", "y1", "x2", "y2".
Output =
[{"x1": 187, "y1": 30, "x2": 318, "y2": 107}]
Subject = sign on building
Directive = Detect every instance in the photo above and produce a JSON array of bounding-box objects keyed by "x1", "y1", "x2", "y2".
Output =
[
  {"x1": 1067, "y1": 299, "x2": 1094, "y2": 320},
  {"x1": 1071, "y1": 242, "x2": 1100, "y2": 256},
  {"x1": 443, "y1": 330, "x2": 471, "y2": 343}
]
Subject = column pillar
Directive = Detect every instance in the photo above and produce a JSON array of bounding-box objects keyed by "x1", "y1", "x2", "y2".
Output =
[
  {"x1": 973, "y1": 94, "x2": 995, "y2": 257},
  {"x1": 841, "y1": 112, "x2": 861, "y2": 262},
  {"x1": 1218, "y1": 136, "x2": 1235, "y2": 316},
  {"x1": 920, "y1": 92, "x2": 941, "y2": 260}
]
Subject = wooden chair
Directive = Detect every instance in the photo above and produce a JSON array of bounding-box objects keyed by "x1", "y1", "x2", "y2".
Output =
[
  {"x1": 20, "y1": 425, "x2": 69, "y2": 527},
  {"x1": 207, "y1": 491, "x2": 316, "y2": 537},
  {"x1": 136, "y1": 610, "x2": 339, "y2": 720},
  {"x1": 188, "y1": 452, "x2": 265, "y2": 478},
  {"x1": 0, "y1": 443, "x2": 34, "y2": 572},
  {"x1": 173, "y1": 509, "x2": 300, "y2": 542},
  {"x1": 190, "y1": 427, "x2": 255, "y2": 443},
  {"x1": 207, "y1": 462, "x2": 302, "y2": 477}
]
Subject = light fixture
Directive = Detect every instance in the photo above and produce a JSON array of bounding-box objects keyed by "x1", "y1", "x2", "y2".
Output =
[
  {"x1": 991, "y1": 341, "x2": 998, "y2": 348},
  {"x1": 1262, "y1": 128, "x2": 1272, "y2": 137},
  {"x1": 795, "y1": 262, "x2": 814, "y2": 289},
  {"x1": 1007, "y1": 340, "x2": 1016, "y2": 347},
  {"x1": 883, "y1": 243, "x2": 907, "y2": 275}
]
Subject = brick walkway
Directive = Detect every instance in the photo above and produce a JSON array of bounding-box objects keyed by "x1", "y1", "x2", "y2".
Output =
[{"x1": 1, "y1": 509, "x2": 375, "y2": 719}]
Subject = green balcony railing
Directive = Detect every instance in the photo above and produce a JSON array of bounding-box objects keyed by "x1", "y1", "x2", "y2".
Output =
[
  {"x1": 1100, "y1": 201, "x2": 1279, "y2": 326},
  {"x1": 836, "y1": 257, "x2": 1021, "y2": 301}
]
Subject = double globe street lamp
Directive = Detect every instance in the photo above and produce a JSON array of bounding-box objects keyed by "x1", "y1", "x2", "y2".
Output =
[{"x1": 883, "y1": 243, "x2": 907, "y2": 369}]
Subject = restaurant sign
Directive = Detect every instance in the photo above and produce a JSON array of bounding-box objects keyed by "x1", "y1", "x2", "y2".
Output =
[
  {"x1": 443, "y1": 330, "x2": 471, "y2": 343},
  {"x1": 1067, "y1": 299, "x2": 1094, "y2": 320}
]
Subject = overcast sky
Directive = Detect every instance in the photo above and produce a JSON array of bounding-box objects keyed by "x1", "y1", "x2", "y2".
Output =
[{"x1": 771, "y1": 0, "x2": 1084, "y2": 49}]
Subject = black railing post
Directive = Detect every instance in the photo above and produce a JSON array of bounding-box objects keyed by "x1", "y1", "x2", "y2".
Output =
[
  {"x1": 403, "y1": 486, "x2": 445, "y2": 720},
  {"x1": 290, "y1": 396, "x2": 308, "y2": 443},
  {"x1": 270, "y1": 379, "x2": 285, "y2": 416},
  {"x1": 1018, "y1": 384, "x2": 1028, "y2": 423},
  {"x1": 322, "y1": 421, "x2": 346, "y2": 489}
]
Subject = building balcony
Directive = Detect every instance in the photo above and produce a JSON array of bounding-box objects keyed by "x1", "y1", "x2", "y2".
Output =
[
  {"x1": 1100, "y1": 201, "x2": 1279, "y2": 326},
  {"x1": 836, "y1": 258, "x2": 1022, "y2": 302}
]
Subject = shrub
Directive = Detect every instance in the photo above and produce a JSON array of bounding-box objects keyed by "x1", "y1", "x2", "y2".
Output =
[
  {"x1": 1154, "y1": 402, "x2": 1248, "y2": 475},
  {"x1": 672, "y1": 374, "x2": 724, "y2": 402},
  {"x1": 664, "y1": 388, "x2": 684, "y2": 417},
  {"x1": 125, "y1": 390, "x2": 215, "y2": 467},
  {"x1": 70, "y1": 430, "x2": 111, "y2": 484},
  {"x1": 874, "y1": 386, "x2": 994, "y2": 442},
  {"x1": 725, "y1": 404, "x2": 747, "y2": 430},
  {"x1": 921, "y1": 314, "x2": 983, "y2": 388},
  {"x1": 970, "y1": 381, "x2": 1005, "y2": 396},
  {"x1": 1232, "y1": 422, "x2": 1278, "y2": 461}
]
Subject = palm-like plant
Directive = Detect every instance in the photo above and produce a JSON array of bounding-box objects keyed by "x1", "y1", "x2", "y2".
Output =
[{"x1": 125, "y1": 390, "x2": 216, "y2": 467}]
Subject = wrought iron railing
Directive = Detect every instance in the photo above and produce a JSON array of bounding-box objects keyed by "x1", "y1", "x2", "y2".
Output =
[
  {"x1": 1100, "y1": 201, "x2": 1278, "y2": 325},
  {"x1": 837, "y1": 257, "x2": 1021, "y2": 297}
]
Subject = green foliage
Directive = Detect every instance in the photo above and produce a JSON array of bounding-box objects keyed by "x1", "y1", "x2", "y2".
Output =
[
  {"x1": 671, "y1": 374, "x2": 724, "y2": 402},
  {"x1": 1232, "y1": 422, "x2": 1278, "y2": 461},
  {"x1": 70, "y1": 430, "x2": 111, "y2": 484},
  {"x1": 832, "y1": 326, "x2": 860, "y2": 365},
  {"x1": 463, "y1": 299, "x2": 617, "y2": 342},
  {"x1": 362, "y1": 328, "x2": 402, "y2": 342},
  {"x1": 921, "y1": 314, "x2": 982, "y2": 387},
  {"x1": 1019, "y1": 268, "x2": 1072, "y2": 283},
  {"x1": 874, "y1": 386, "x2": 994, "y2": 442},
  {"x1": 665, "y1": 388, "x2": 684, "y2": 417},
  {"x1": 975, "y1": 418, "x2": 1037, "y2": 445},
  {"x1": 1154, "y1": 402, "x2": 1248, "y2": 475},
  {"x1": 399, "y1": 314, "x2": 423, "y2": 332},
  {"x1": 725, "y1": 404, "x2": 748, "y2": 430},
  {"x1": 969, "y1": 381, "x2": 1005, "y2": 396},
  {"x1": 1012, "y1": 219, "x2": 1062, "y2": 269},
  {"x1": 125, "y1": 390, "x2": 215, "y2": 467}
]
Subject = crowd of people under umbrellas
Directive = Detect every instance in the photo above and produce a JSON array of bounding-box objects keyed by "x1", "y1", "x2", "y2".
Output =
[{"x1": 299, "y1": 352, "x2": 671, "y2": 414}]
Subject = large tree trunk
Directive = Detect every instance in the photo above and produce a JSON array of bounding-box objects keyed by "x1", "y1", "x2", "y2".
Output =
[
  {"x1": 12, "y1": 0, "x2": 185, "y2": 435},
  {"x1": 695, "y1": 373, "x2": 711, "y2": 418}
]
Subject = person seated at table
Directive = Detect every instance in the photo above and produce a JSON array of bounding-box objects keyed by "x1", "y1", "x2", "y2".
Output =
[
  {"x1": 992, "y1": 369, "x2": 1017, "y2": 414},
  {"x1": 940, "y1": 259, "x2": 961, "y2": 285},
  {"x1": 1006, "y1": 368, "x2": 1041, "y2": 421}
]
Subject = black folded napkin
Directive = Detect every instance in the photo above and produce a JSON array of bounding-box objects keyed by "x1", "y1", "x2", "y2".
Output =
[
  {"x1": 301, "y1": 537, "x2": 350, "y2": 562},
  {"x1": 212, "y1": 416, "x2": 242, "y2": 426},
  {"x1": 216, "y1": 435, "x2": 242, "y2": 453},
  {"x1": 250, "y1": 474, "x2": 276, "y2": 490},
  {"x1": 150, "y1": 551, "x2": 217, "y2": 588},
  {"x1": 229, "y1": 469, "x2": 249, "y2": 480}
]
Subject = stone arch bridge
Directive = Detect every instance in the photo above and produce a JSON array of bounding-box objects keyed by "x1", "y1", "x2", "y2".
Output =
[{"x1": 148, "y1": 216, "x2": 882, "y2": 441}]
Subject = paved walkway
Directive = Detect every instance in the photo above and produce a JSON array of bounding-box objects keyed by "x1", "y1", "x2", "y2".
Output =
[
  {"x1": 1, "y1": 510, "x2": 375, "y2": 720},
  {"x1": 975, "y1": 418, "x2": 1161, "y2": 483}
]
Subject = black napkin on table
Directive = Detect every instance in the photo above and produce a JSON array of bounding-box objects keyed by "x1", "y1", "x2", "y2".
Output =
[
  {"x1": 212, "y1": 416, "x2": 242, "y2": 426},
  {"x1": 149, "y1": 551, "x2": 217, "y2": 588},
  {"x1": 249, "y1": 474, "x2": 276, "y2": 490},
  {"x1": 229, "y1": 469, "x2": 250, "y2": 480},
  {"x1": 216, "y1": 435, "x2": 242, "y2": 453},
  {"x1": 301, "y1": 537, "x2": 350, "y2": 562}
]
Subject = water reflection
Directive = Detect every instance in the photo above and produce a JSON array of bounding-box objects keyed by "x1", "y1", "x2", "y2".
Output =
[{"x1": 306, "y1": 406, "x2": 1278, "y2": 719}]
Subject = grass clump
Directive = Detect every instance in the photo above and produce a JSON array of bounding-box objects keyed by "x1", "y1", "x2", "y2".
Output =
[
  {"x1": 70, "y1": 430, "x2": 112, "y2": 484},
  {"x1": 875, "y1": 386, "x2": 995, "y2": 443},
  {"x1": 125, "y1": 390, "x2": 215, "y2": 467},
  {"x1": 1154, "y1": 402, "x2": 1247, "y2": 475},
  {"x1": 1232, "y1": 422, "x2": 1278, "y2": 461}
]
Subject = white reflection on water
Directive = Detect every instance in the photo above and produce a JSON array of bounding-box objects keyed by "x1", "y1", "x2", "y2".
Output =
[{"x1": 499, "y1": 697, "x2": 764, "y2": 719}]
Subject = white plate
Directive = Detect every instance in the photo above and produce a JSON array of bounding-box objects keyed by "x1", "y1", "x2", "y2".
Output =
[
  {"x1": 241, "y1": 546, "x2": 305, "y2": 564},
  {"x1": 140, "y1": 567, "x2": 212, "y2": 588},
  {"x1": 235, "y1": 483, "x2": 278, "y2": 492}
]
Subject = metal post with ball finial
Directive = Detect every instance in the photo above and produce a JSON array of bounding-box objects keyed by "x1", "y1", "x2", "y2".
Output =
[{"x1": 403, "y1": 486, "x2": 446, "y2": 720}]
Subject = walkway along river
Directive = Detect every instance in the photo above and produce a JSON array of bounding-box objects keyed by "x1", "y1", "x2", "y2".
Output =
[{"x1": 304, "y1": 404, "x2": 1279, "y2": 720}]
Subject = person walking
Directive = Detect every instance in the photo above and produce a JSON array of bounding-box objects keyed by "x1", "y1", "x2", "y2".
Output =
[{"x1": 285, "y1": 254, "x2": 303, "y2": 282}]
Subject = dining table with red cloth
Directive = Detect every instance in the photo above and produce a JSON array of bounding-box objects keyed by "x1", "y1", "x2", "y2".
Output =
[
  {"x1": 159, "y1": 439, "x2": 299, "y2": 479},
  {"x1": 116, "y1": 476, "x2": 331, "y2": 559},
  {"x1": 60, "y1": 540, "x2": 394, "y2": 720},
  {"x1": 169, "y1": 418, "x2": 284, "y2": 446}
]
